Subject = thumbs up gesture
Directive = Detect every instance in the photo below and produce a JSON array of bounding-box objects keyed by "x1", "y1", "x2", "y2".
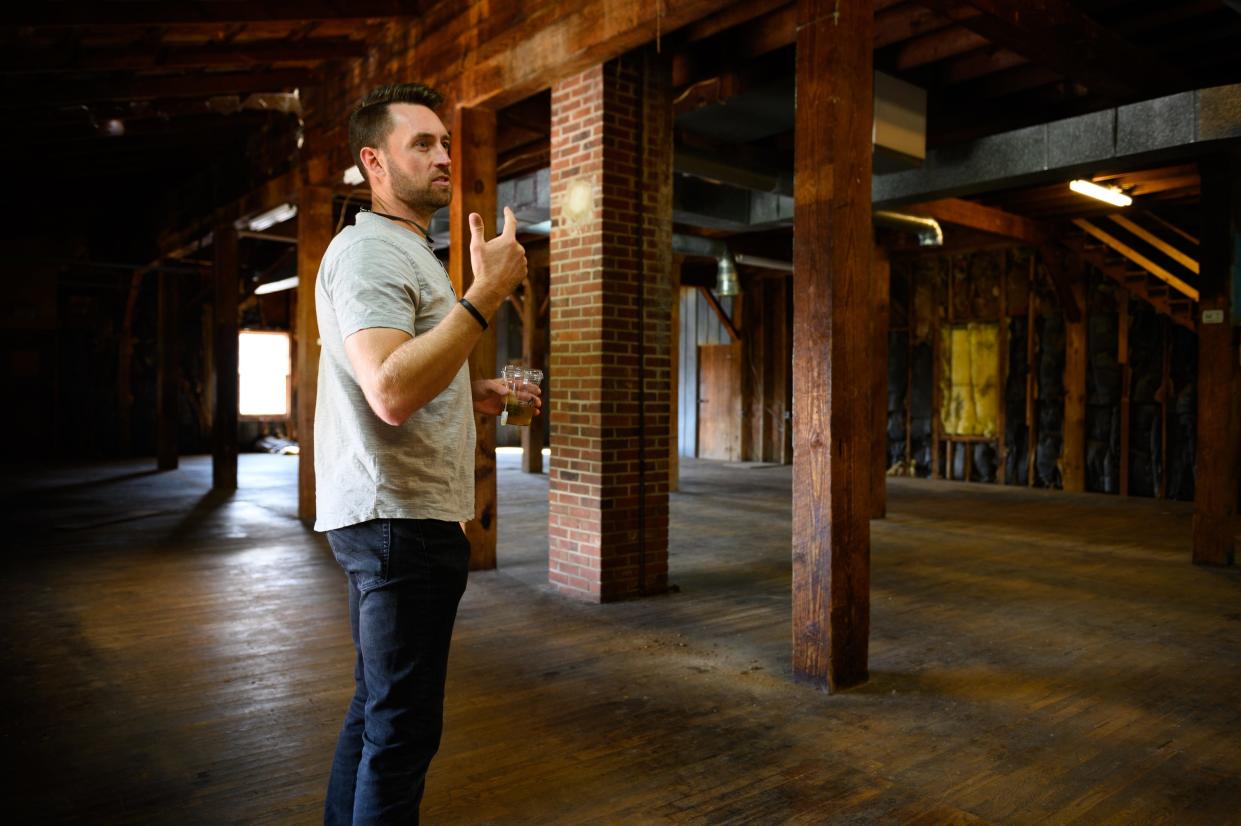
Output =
[{"x1": 466, "y1": 206, "x2": 527, "y2": 317}]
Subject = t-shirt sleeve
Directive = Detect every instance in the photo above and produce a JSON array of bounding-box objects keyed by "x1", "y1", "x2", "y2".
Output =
[{"x1": 324, "y1": 239, "x2": 421, "y2": 339}]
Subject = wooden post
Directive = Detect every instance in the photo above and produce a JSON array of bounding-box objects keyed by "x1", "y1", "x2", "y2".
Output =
[
  {"x1": 872, "y1": 244, "x2": 890, "y2": 518},
  {"x1": 1118, "y1": 294, "x2": 1131, "y2": 496},
  {"x1": 1062, "y1": 257, "x2": 1087, "y2": 492},
  {"x1": 156, "y1": 271, "x2": 179, "y2": 470},
  {"x1": 1026, "y1": 254, "x2": 1038, "y2": 487},
  {"x1": 996, "y1": 256, "x2": 1008, "y2": 484},
  {"x1": 1192, "y1": 155, "x2": 1240, "y2": 566},
  {"x1": 905, "y1": 264, "x2": 914, "y2": 472},
  {"x1": 791, "y1": 0, "x2": 873, "y2": 692},
  {"x1": 931, "y1": 266, "x2": 943, "y2": 479},
  {"x1": 296, "y1": 187, "x2": 333, "y2": 521},
  {"x1": 520, "y1": 248, "x2": 549, "y2": 475},
  {"x1": 212, "y1": 224, "x2": 239, "y2": 491},
  {"x1": 669, "y1": 261, "x2": 680, "y2": 489},
  {"x1": 117, "y1": 268, "x2": 147, "y2": 456},
  {"x1": 449, "y1": 104, "x2": 498, "y2": 571},
  {"x1": 1159, "y1": 316, "x2": 1170, "y2": 499}
]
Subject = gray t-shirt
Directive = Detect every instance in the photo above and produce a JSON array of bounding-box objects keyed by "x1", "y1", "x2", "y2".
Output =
[{"x1": 312, "y1": 210, "x2": 475, "y2": 532}]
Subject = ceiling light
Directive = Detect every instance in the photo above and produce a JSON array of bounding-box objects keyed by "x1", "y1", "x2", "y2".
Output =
[
  {"x1": 1069, "y1": 179, "x2": 1132, "y2": 207},
  {"x1": 247, "y1": 203, "x2": 298, "y2": 232},
  {"x1": 254, "y1": 276, "x2": 299, "y2": 295}
]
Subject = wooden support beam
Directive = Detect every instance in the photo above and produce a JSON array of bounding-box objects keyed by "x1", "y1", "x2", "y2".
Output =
[
  {"x1": 1192, "y1": 155, "x2": 1240, "y2": 567},
  {"x1": 1118, "y1": 295, "x2": 1131, "y2": 497},
  {"x1": 449, "y1": 105, "x2": 499, "y2": 572},
  {"x1": 445, "y1": 0, "x2": 734, "y2": 108},
  {"x1": 791, "y1": 0, "x2": 873, "y2": 692},
  {"x1": 1071, "y1": 219, "x2": 1200, "y2": 302},
  {"x1": 1039, "y1": 246, "x2": 1083, "y2": 323},
  {"x1": 117, "y1": 267, "x2": 147, "y2": 457},
  {"x1": 1159, "y1": 315, "x2": 1170, "y2": 499},
  {"x1": 1147, "y1": 212, "x2": 1199, "y2": 248},
  {"x1": 1062, "y1": 267, "x2": 1087, "y2": 492},
  {"x1": 157, "y1": 271, "x2": 179, "y2": 471},
  {"x1": 1026, "y1": 254, "x2": 1038, "y2": 487},
  {"x1": 212, "y1": 224, "x2": 239, "y2": 491},
  {"x1": 1, "y1": 39, "x2": 369, "y2": 74},
  {"x1": 295, "y1": 186, "x2": 333, "y2": 522},
  {"x1": 996, "y1": 256, "x2": 1008, "y2": 485},
  {"x1": 3, "y1": 69, "x2": 315, "y2": 108},
  {"x1": 8, "y1": 2, "x2": 418, "y2": 25},
  {"x1": 697, "y1": 286, "x2": 741, "y2": 341},
  {"x1": 670, "y1": 261, "x2": 681, "y2": 491},
  {"x1": 1107, "y1": 214, "x2": 1199, "y2": 275},
  {"x1": 521, "y1": 249, "x2": 549, "y2": 475},
  {"x1": 909, "y1": 0, "x2": 1191, "y2": 101},
  {"x1": 906, "y1": 198, "x2": 1049, "y2": 246},
  {"x1": 872, "y1": 245, "x2": 890, "y2": 518},
  {"x1": 931, "y1": 265, "x2": 943, "y2": 479}
]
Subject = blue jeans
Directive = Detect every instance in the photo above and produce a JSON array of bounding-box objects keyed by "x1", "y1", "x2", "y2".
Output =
[{"x1": 323, "y1": 518, "x2": 471, "y2": 825}]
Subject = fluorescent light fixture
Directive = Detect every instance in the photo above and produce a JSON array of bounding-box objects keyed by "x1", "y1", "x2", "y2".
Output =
[
  {"x1": 254, "y1": 276, "x2": 299, "y2": 295},
  {"x1": 248, "y1": 203, "x2": 298, "y2": 232},
  {"x1": 342, "y1": 166, "x2": 365, "y2": 185},
  {"x1": 1069, "y1": 179, "x2": 1132, "y2": 207}
]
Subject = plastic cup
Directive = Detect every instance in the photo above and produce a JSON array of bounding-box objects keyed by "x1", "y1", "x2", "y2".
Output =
[{"x1": 500, "y1": 365, "x2": 542, "y2": 426}]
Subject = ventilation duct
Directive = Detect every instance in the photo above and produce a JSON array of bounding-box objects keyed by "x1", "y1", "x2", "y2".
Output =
[{"x1": 874, "y1": 210, "x2": 943, "y2": 247}]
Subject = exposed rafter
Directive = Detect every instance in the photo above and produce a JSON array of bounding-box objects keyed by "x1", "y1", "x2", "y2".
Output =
[
  {"x1": 1071, "y1": 218, "x2": 1199, "y2": 301},
  {"x1": 0, "y1": 39, "x2": 369, "y2": 74},
  {"x1": 909, "y1": 0, "x2": 1192, "y2": 100},
  {"x1": 0, "y1": 69, "x2": 314, "y2": 107},
  {"x1": 3, "y1": 1, "x2": 422, "y2": 26},
  {"x1": 906, "y1": 198, "x2": 1049, "y2": 245}
]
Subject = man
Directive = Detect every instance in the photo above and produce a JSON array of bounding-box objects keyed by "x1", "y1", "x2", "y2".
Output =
[{"x1": 313, "y1": 83, "x2": 533, "y2": 824}]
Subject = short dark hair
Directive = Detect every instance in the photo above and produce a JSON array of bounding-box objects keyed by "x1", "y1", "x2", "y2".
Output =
[{"x1": 348, "y1": 83, "x2": 444, "y2": 183}]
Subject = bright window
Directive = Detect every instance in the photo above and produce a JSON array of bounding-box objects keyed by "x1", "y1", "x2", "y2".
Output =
[{"x1": 239, "y1": 331, "x2": 291, "y2": 417}]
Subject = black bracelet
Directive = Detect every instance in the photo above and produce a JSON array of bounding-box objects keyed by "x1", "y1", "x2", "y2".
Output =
[{"x1": 459, "y1": 297, "x2": 488, "y2": 331}]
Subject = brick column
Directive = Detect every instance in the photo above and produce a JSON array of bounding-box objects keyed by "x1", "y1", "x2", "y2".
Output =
[{"x1": 548, "y1": 52, "x2": 673, "y2": 602}]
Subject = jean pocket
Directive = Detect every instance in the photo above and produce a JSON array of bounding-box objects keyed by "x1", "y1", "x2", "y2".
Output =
[
  {"x1": 388, "y1": 520, "x2": 470, "y2": 590},
  {"x1": 326, "y1": 519, "x2": 391, "y2": 592}
]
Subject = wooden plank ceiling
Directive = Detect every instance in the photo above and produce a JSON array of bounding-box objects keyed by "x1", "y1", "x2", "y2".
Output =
[{"x1": 2, "y1": 1, "x2": 1237, "y2": 256}]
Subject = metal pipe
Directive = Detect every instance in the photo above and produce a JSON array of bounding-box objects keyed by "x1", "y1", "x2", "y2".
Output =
[
  {"x1": 734, "y1": 253, "x2": 793, "y2": 272},
  {"x1": 874, "y1": 210, "x2": 943, "y2": 247}
]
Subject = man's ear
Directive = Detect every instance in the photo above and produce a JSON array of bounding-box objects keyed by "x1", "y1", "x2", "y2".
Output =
[{"x1": 360, "y1": 146, "x2": 384, "y2": 181}]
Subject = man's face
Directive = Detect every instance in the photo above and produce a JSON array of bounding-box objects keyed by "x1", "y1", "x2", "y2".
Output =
[{"x1": 377, "y1": 102, "x2": 452, "y2": 212}]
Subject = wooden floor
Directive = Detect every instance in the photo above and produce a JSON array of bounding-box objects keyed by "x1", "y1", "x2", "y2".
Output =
[{"x1": 2, "y1": 453, "x2": 1239, "y2": 824}]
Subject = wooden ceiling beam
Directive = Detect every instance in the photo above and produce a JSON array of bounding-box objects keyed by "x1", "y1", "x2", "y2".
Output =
[
  {"x1": 875, "y1": 4, "x2": 952, "y2": 48},
  {"x1": 1072, "y1": 218, "x2": 1199, "y2": 301},
  {"x1": 909, "y1": 0, "x2": 1192, "y2": 100},
  {"x1": 934, "y1": 46, "x2": 1027, "y2": 85},
  {"x1": 905, "y1": 197, "x2": 1050, "y2": 245},
  {"x1": 0, "y1": 39, "x2": 369, "y2": 74},
  {"x1": 678, "y1": 0, "x2": 791, "y2": 45},
  {"x1": 5, "y1": 1, "x2": 422, "y2": 26},
  {"x1": 442, "y1": 0, "x2": 741, "y2": 109},
  {"x1": 0, "y1": 69, "x2": 315, "y2": 107},
  {"x1": 891, "y1": 25, "x2": 990, "y2": 70}
]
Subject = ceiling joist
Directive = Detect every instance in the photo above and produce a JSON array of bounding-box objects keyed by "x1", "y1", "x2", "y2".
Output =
[
  {"x1": 909, "y1": 0, "x2": 1192, "y2": 100},
  {"x1": 1, "y1": 39, "x2": 368, "y2": 74}
]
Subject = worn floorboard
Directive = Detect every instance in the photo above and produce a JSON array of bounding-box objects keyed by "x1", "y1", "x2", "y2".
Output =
[{"x1": 1, "y1": 453, "x2": 1239, "y2": 824}]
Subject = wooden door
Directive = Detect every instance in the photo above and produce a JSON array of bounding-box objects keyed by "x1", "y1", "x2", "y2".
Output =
[{"x1": 697, "y1": 343, "x2": 741, "y2": 461}]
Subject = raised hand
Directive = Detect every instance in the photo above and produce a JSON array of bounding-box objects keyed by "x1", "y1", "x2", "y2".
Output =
[{"x1": 467, "y1": 206, "x2": 527, "y2": 315}]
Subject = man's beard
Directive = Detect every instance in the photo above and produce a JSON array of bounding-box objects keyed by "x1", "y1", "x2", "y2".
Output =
[{"x1": 390, "y1": 164, "x2": 451, "y2": 213}]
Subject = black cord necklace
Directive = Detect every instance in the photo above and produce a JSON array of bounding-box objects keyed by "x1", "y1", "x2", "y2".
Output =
[{"x1": 361, "y1": 207, "x2": 431, "y2": 241}]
